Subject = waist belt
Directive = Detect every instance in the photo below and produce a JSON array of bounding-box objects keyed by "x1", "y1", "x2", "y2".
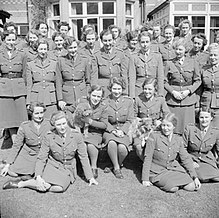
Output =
[
  {"x1": 63, "y1": 80, "x2": 83, "y2": 86},
  {"x1": 204, "y1": 87, "x2": 219, "y2": 93},
  {"x1": 170, "y1": 81, "x2": 193, "y2": 86},
  {"x1": 1, "y1": 72, "x2": 22, "y2": 79},
  {"x1": 99, "y1": 74, "x2": 120, "y2": 79}
]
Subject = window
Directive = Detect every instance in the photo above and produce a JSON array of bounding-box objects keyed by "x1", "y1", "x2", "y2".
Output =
[
  {"x1": 126, "y1": 19, "x2": 132, "y2": 31},
  {"x1": 53, "y1": 4, "x2": 60, "y2": 16},
  {"x1": 174, "y1": 16, "x2": 188, "y2": 27},
  {"x1": 72, "y1": 19, "x2": 83, "y2": 40},
  {"x1": 71, "y1": 3, "x2": 83, "y2": 15},
  {"x1": 87, "y1": 3, "x2": 98, "y2": 15},
  {"x1": 19, "y1": 25, "x2": 29, "y2": 36},
  {"x1": 192, "y1": 16, "x2": 205, "y2": 35},
  {"x1": 102, "y1": 2, "x2": 114, "y2": 14},
  {"x1": 126, "y1": 3, "x2": 132, "y2": 16},
  {"x1": 103, "y1": 19, "x2": 114, "y2": 30},
  {"x1": 210, "y1": 16, "x2": 219, "y2": 43}
]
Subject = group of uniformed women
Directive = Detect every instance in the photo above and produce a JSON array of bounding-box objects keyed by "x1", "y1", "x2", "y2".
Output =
[{"x1": 0, "y1": 19, "x2": 219, "y2": 193}]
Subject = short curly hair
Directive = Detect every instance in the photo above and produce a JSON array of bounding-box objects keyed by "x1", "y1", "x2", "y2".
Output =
[
  {"x1": 50, "y1": 111, "x2": 67, "y2": 127},
  {"x1": 108, "y1": 77, "x2": 126, "y2": 91},
  {"x1": 191, "y1": 33, "x2": 207, "y2": 51}
]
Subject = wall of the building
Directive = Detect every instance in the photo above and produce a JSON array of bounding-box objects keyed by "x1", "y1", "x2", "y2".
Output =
[
  {"x1": 1, "y1": 0, "x2": 29, "y2": 36},
  {"x1": 148, "y1": 0, "x2": 219, "y2": 44}
]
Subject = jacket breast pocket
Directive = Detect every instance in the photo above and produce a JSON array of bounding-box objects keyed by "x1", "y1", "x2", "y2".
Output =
[{"x1": 49, "y1": 85, "x2": 57, "y2": 104}]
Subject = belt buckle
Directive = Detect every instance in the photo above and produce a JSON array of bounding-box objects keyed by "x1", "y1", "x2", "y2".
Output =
[{"x1": 8, "y1": 72, "x2": 14, "y2": 79}]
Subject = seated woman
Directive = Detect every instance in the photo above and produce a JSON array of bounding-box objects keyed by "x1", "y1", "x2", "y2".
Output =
[
  {"x1": 103, "y1": 77, "x2": 134, "y2": 179},
  {"x1": 2, "y1": 111, "x2": 98, "y2": 192},
  {"x1": 133, "y1": 77, "x2": 170, "y2": 160},
  {"x1": 1, "y1": 102, "x2": 51, "y2": 182},
  {"x1": 142, "y1": 113, "x2": 201, "y2": 192},
  {"x1": 183, "y1": 108, "x2": 219, "y2": 183},
  {"x1": 75, "y1": 85, "x2": 108, "y2": 179}
]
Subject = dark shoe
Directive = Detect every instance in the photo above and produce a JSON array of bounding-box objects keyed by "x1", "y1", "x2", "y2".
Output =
[
  {"x1": 3, "y1": 179, "x2": 21, "y2": 190},
  {"x1": 113, "y1": 169, "x2": 124, "y2": 179},
  {"x1": 104, "y1": 167, "x2": 113, "y2": 173},
  {"x1": 92, "y1": 168, "x2": 98, "y2": 179}
]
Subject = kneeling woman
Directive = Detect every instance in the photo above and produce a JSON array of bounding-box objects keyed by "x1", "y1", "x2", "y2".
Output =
[
  {"x1": 183, "y1": 108, "x2": 219, "y2": 183},
  {"x1": 142, "y1": 113, "x2": 201, "y2": 192},
  {"x1": 103, "y1": 77, "x2": 134, "y2": 179},
  {"x1": 1, "y1": 102, "x2": 50, "y2": 182},
  {"x1": 2, "y1": 111, "x2": 98, "y2": 192}
]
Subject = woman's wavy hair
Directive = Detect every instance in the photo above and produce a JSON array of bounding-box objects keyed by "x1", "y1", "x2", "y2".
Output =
[
  {"x1": 191, "y1": 33, "x2": 207, "y2": 51},
  {"x1": 28, "y1": 102, "x2": 46, "y2": 118},
  {"x1": 161, "y1": 113, "x2": 178, "y2": 128},
  {"x1": 81, "y1": 29, "x2": 98, "y2": 42},
  {"x1": 138, "y1": 31, "x2": 152, "y2": 42},
  {"x1": 25, "y1": 29, "x2": 40, "y2": 43},
  {"x1": 125, "y1": 30, "x2": 139, "y2": 43},
  {"x1": 63, "y1": 36, "x2": 78, "y2": 49},
  {"x1": 88, "y1": 85, "x2": 105, "y2": 100},
  {"x1": 108, "y1": 77, "x2": 126, "y2": 91},
  {"x1": 50, "y1": 111, "x2": 68, "y2": 127},
  {"x1": 51, "y1": 31, "x2": 66, "y2": 42},
  {"x1": 35, "y1": 38, "x2": 49, "y2": 50},
  {"x1": 2, "y1": 30, "x2": 17, "y2": 41},
  {"x1": 142, "y1": 77, "x2": 158, "y2": 94}
]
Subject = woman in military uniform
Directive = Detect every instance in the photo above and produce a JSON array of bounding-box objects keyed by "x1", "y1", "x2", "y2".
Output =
[
  {"x1": 1, "y1": 102, "x2": 51, "y2": 189},
  {"x1": 76, "y1": 85, "x2": 108, "y2": 179},
  {"x1": 200, "y1": 43, "x2": 219, "y2": 127},
  {"x1": 92, "y1": 29, "x2": 129, "y2": 96},
  {"x1": 0, "y1": 30, "x2": 28, "y2": 143},
  {"x1": 2, "y1": 111, "x2": 98, "y2": 192},
  {"x1": 183, "y1": 108, "x2": 219, "y2": 183},
  {"x1": 142, "y1": 113, "x2": 201, "y2": 192},
  {"x1": 103, "y1": 77, "x2": 134, "y2": 179},
  {"x1": 164, "y1": 39, "x2": 201, "y2": 134},
  {"x1": 130, "y1": 31, "x2": 164, "y2": 98},
  {"x1": 26, "y1": 39, "x2": 59, "y2": 119},
  {"x1": 133, "y1": 77, "x2": 170, "y2": 160},
  {"x1": 56, "y1": 36, "x2": 91, "y2": 118}
]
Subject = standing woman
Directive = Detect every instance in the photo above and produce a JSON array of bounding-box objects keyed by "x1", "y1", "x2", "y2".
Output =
[
  {"x1": 26, "y1": 39, "x2": 59, "y2": 119},
  {"x1": 24, "y1": 29, "x2": 40, "y2": 62},
  {"x1": 0, "y1": 31, "x2": 28, "y2": 143},
  {"x1": 2, "y1": 111, "x2": 98, "y2": 192},
  {"x1": 183, "y1": 108, "x2": 219, "y2": 183},
  {"x1": 103, "y1": 77, "x2": 134, "y2": 179},
  {"x1": 201, "y1": 43, "x2": 219, "y2": 127},
  {"x1": 164, "y1": 39, "x2": 201, "y2": 134},
  {"x1": 134, "y1": 77, "x2": 170, "y2": 160},
  {"x1": 142, "y1": 113, "x2": 201, "y2": 192},
  {"x1": 76, "y1": 85, "x2": 108, "y2": 178},
  {"x1": 1, "y1": 102, "x2": 51, "y2": 188},
  {"x1": 56, "y1": 36, "x2": 91, "y2": 116},
  {"x1": 158, "y1": 24, "x2": 176, "y2": 65},
  {"x1": 130, "y1": 31, "x2": 164, "y2": 98}
]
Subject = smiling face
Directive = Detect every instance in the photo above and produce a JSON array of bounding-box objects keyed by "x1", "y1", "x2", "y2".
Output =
[
  {"x1": 90, "y1": 89, "x2": 103, "y2": 106},
  {"x1": 5, "y1": 33, "x2": 16, "y2": 50},
  {"x1": 143, "y1": 83, "x2": 155, "y2": 99},
  {"x1": 193, "y1": 37, "x2": 204, "y2": 52},
  {"x1": 140, "y1": 36, "x2": 151, "y2": 53},
  {"x1": 111, "y1": 28, "x2": 119, "y2": 39},
  {"x1": 129, "y1": 37, "x2": 138, "y2": 50},
  {"x1": 153, "y1": 26, "x2": 161, "y2": 38},
  {"x1": 59, "y1": 26, "x2": 69, "y2": 35},
  {"x1": 39, "y1": 23, "x2": 48, "y2": 37},
  {"x1": 175, "y1": 45, "x2": 186, "y2": 59},
  {"x1": 111, "y1": 83, "x2": 123, "y2": 99},
  {"x1": 32, "y1": 106, "x2": 44, "y2": 124},
  {"x1": 161, "y1": 119, "x2": 175, "y2": 137},
  {"x1": 54, "y1": 35, "x2": 64, "y2": 49},
  {"x1": 67, "y1": 41, "x2": 78, "y2": 58},
  {"x1": 164, "y1": 28, "x2": 174, "y2": 42},
  {"x1": 199, "y1": 111, "x2": 212, "y2": 129},
  {"x1": 102, "y1": 33, "x2": 113, "y2": 52},
  {"x1": 209, "y1": 48, "x2": 219, "y2": 66},
  {"x1": 37, "y1": 43, "x2": 48, "y2": 59},
  {"x1": 55, "y1": 117, "x2": 68, "y2": 135}
]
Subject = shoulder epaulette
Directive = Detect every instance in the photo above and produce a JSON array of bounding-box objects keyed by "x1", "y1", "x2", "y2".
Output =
[{"x1": 22, "y1": 121, "x2": 30, "y2": 125}]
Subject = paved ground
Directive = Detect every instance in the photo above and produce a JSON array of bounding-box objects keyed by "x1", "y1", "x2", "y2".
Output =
[{"x1": 0, "y1": 137, "x2": 219, "y2": 218}]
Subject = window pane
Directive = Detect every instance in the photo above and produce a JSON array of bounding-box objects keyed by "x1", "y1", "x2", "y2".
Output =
[
  {"x1": 210, "y1": 16, "x2": 219, "y2": 27},
  {"x1": 103, "y1": 2, "x2": 114, "y2": 14},
  {"x1": 53, "y1": 20, "x2": 60, "y2": 31},
  {"x1": 88, "y1": 18, "x2": 98, "y2": 34},
  {"x1": 192, "y1": 16, "x2": 205, "y2": 27},
  {"x1": 126, "y1": 4, "x2": 132, "y2": 16},
  {"x1": 20, "y1": 26, "x2": 29, "y2": 36},
  {"x1": 71, "y1": 3, "x2": 82, "y2": 15},
  {"x1": 103, "y1": 19, "x2": 114, "y2": 30},
  {"x1": 192, "y1": 29, "x2": 205, "y2": 35},
  {"x1": 174, "y1": 16, "x2": 188, "y2": 27},
  {"x1": 126, "y1": 19, "x2": 132, "y2": 31},
  {"x1": 72, "y1": 19, "x2": 83, "y2": 40},
  {"x1": 53, "y1": 4, "x2": 60, "y2": 16},
  {"x1": 87, "y1": 3, "x2": 98, "y2": 15}
]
